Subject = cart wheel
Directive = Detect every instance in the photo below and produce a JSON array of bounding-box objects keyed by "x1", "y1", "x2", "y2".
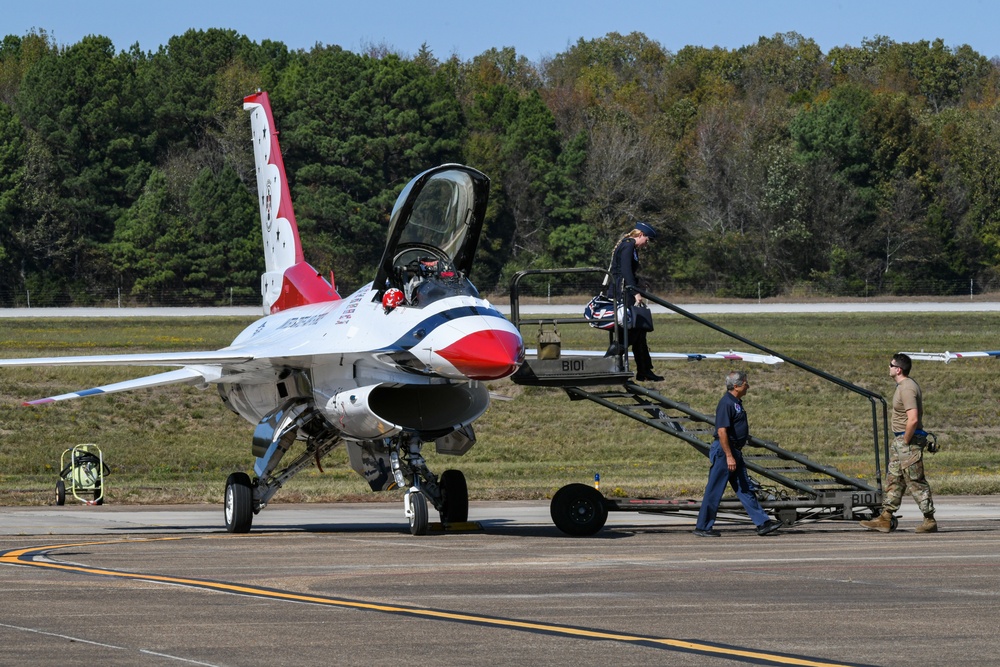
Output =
[
  {"x1": 93, "y1": 483, "x2": 104, "y2": 506},
  {"x1": 224, "y1": 473, "x2": 254, "y2": 533},
  {"x1": 408, "y1": 490, "x2": 429, "y2": 536},
  {"x1": 439, "y1": 469, "x2": 468, "y2": 524},
  {"x1": 550, "y1": 483, "x2": 608, "y2": 536},
  {"x1": 55, "y1": 480, "x2": 66, "y2": 506},
  {"x1": 889, "y1": 514, "x2": 899, "y2": 532}
]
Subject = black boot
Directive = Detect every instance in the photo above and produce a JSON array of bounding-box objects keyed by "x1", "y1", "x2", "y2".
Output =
[{"x1": 632, "y1": 332, "x2": 663, "y2": 381}]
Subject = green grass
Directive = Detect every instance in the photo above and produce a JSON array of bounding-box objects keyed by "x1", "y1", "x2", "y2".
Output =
[{"x1": 2, "y1": 312, "x2": 999, "y2": 506}]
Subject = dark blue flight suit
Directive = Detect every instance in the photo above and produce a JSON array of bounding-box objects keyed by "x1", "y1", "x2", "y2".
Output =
[{"x1": 695, "y1": 391, "x2": 770, "y2": 531}]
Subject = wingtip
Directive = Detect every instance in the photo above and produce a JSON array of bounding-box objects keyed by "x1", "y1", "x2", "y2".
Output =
[{"x1": 23, "y1": 398, "x2": 54, "y2": 406}]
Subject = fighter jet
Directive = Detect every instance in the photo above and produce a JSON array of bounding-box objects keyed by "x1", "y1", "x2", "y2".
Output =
[{"x1": 0, "y1": 91, "x2": 524, "y2": 535}]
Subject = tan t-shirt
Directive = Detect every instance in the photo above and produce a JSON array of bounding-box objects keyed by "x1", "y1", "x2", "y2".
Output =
[{"x1": 891, "y1": 376, "x2": 923, "y2": 434}]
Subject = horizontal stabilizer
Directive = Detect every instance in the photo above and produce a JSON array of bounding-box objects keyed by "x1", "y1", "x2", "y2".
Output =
[{"x1": 23, "y1": 366, "x2": 220, "y2": 405}]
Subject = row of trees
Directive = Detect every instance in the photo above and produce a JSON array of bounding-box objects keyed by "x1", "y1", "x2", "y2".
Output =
[{"x1": 1, "y1": 29, "x2": 999, "y2": 305}]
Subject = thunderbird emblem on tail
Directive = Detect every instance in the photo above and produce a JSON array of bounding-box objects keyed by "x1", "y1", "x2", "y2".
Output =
[{"x1": 0, "y1": 91, "x2": 525, "y2": 535}]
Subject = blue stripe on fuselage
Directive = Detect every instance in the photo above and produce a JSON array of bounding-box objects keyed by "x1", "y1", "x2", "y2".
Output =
[{"x1": 389, "y1": 305, "x2": 507, "y2": 352}]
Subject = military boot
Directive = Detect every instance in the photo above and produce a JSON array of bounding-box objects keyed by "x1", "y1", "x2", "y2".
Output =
[
  {"x1": 916, "y1": 515, "x2": 938, "y2": 533},
  {"x1": 859, "y1": 510, "x2": 893, "y2": 533}
]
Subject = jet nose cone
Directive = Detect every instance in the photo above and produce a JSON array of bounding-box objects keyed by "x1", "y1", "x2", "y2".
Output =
[{"x1": 438, "y1": 329, "x2": 524, "y2": 380}]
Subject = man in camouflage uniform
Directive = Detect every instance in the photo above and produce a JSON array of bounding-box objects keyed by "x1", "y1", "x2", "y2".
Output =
[{"x1": 859, "y1": 353, "x2": 937, "y2": 533}]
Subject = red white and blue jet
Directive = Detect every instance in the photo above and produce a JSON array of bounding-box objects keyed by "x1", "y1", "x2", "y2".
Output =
[{"x1": 0, "y1": 91, "x2": 524, "y2": 535}]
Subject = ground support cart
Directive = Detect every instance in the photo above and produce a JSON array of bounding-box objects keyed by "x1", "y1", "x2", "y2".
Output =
[{"x1": 56, "y1": 443, "x2": 109, "y2": 506}]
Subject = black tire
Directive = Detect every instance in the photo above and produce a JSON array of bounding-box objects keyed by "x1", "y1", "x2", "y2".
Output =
[
  {"x1": 55, "y1": 480, "x2": 66, "y2": 506},
  {"x1": 550, "y1": 483, "x2": 608, "y2": 536},
  {"x1": 408, "y1": 491, "x2": 429, "y2": 536},
  {"x1": 224, "y1": 473, "x2": 254, "y2": 533},
  {"x1": 439, "y1": 469, "x2": 469, "y2": 524},
  {"x1": 93, "y1": 483, "x2": 104, "y2": 506},
  {"x1": 889, "y1": 514, "x2": 899, "y2": 532}
]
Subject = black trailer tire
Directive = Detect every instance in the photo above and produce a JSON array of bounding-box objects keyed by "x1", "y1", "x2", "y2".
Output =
[
  {"x1": 408, "y1": 491, "x2": 429, "y2": 536},
  {"x1": 439, "y1": 469, "x2": 469, "y2": 524},
  {"x1": 551, "y1": 483, "x2": 608, "y2": 536},
  {"x1": 224, "y1": 473, "x2": 254, "y2": 533},
  {"x1": 94, "y1": 483, "x2": 104, "y2": 506},
  {"x1": 55, "y1": 480, "x2": 65, "y2": 506}
]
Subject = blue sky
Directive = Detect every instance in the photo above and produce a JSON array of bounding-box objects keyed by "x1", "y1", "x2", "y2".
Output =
[{"x1": 9, "y1": 0, "x2": 1000, "y2": 61}]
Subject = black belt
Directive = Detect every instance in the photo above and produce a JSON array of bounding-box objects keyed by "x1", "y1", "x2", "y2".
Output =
[{"x1": 894, "y1": 430, "x2": 927, "y2": 437}]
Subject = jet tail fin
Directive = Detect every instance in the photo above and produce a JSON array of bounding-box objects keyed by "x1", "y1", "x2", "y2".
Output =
[{"x1": 243, "y1": 90, "x2": 340, "y2": 313}]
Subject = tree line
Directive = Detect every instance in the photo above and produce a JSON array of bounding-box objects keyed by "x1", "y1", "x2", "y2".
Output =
[{"x1": 1, "y1": 28, "x2": 999, "y2": 306}]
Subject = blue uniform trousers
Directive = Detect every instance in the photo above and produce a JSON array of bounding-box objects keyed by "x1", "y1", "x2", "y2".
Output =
[{"x1": 695, "y1": 440, "x2": 770, "y2": 530}]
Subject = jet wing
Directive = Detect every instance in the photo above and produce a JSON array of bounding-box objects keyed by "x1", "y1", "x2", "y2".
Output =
[
  {"x1": 0, "y1": 351, "x2": 252, "y2": 405},
  {"x1": 21, "y1": 367, "x2": 222, "y2": 405},
  {"x1": 900, "y1": 350, "x2": 1000, "y2": 363},
  {"x1": 0, "y1": 350, "x2": 252, "y2": 368},
  {"x1": 525, "y1": 349, "x2": 784, "y2": 365}
]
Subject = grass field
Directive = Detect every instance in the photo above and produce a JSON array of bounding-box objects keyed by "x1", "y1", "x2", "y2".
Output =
[{"x1": 1, "y1": 311, "x2": 998, "y2": 506}]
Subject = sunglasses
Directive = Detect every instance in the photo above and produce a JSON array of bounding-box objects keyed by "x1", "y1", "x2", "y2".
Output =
[{"x1": 889, "y1": 363, "x2": 900, "y2": 368}]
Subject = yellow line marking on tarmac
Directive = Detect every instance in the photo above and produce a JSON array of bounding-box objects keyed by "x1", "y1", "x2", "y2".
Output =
[{"x1": 2, "y1": 538, "x2": 866, "y2": 667}]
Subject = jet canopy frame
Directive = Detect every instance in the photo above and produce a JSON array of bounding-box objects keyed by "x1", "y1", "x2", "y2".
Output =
[{"x1": 375, "y1": 164, "x2": 490, "y2": 300}]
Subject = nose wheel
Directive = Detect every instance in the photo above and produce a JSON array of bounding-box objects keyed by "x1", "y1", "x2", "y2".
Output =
[{"x1": 406, "y1": 488, "x2": 429, "y2": 535}]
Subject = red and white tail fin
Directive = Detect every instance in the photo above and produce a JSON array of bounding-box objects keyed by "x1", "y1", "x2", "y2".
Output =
[{"x1": 243, "y1": 91, "x2": 339, "y2": 313}]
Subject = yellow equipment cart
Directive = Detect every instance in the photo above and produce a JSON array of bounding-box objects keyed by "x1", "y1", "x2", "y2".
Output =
[{"x1": 56, "y1": 444, "x2": 109, "y2": 506}]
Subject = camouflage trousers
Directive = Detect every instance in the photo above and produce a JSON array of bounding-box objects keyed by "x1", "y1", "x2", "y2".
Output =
[{"x1": 883, "y1": 434, "x2": 935, "y2": 516}]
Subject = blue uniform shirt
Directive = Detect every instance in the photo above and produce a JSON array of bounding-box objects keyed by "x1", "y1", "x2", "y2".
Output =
[{"x1": 715, "y1": 391, "x2": 749, "y2": 447}]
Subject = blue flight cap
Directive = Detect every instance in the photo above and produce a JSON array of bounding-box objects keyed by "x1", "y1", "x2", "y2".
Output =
[{"x1": 635, "y1": 221, "x2": 658, "y2": 239}]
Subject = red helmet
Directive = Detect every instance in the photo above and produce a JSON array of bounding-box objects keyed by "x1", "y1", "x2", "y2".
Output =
[{"x1": 382, "y1": 288, "x2": 405, "y2": 312}]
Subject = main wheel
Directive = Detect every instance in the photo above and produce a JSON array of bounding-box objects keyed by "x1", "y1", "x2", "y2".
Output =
[
  {"x1": 408, "y1": 490, "x2": 429, "y2": 536},
  {"x1": 439, "y1": 469, "x2": 469, "y2": 524},
  {"x1": 224, "y1": 472, "x2": 254, "y2": 533},
  {"x1": 55, "y1": 480, "x2": 66, "y2": 506},
  {"x1": 550, "y1": 483, "x2": 608, "y2": 536},
  {"x1": 93, "y1": 483, "x2": 104, "y2": 506}
]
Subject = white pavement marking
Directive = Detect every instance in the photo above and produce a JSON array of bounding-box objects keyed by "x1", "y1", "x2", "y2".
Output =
[{"x1": 0, "y1": 622, "x2": 128, "y2": 649}]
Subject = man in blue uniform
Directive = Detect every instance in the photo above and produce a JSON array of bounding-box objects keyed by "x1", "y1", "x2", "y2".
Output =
[{"x1": 693, "y1": 371, "x2": 782, "y2": 537}]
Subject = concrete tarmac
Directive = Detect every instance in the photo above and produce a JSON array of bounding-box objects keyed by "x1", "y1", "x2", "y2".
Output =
[{"x1": 2, "y1": 497, "x2": 999, "y2": 666}]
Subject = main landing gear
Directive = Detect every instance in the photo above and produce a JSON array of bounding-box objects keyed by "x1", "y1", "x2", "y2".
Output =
[
  {"x1": 224, "y1": 472, "x2": 254, "y2": 533},
  {"x1": 223, "y1": 429, "x2": 470, "y2": 535}
]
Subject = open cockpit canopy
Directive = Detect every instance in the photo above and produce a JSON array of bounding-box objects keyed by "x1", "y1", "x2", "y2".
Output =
[{"x1": 374, "y1": 165, "x2": 490, "y2": 307}]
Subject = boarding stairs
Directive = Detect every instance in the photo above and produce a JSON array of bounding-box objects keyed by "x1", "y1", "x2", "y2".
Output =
[{"x1": 507, "y1": 268, "x2": 892, "y2": 535}]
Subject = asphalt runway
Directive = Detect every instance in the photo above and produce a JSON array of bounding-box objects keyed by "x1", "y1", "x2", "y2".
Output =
[{"x1": 2, "y1": 498, "x2": 999, "y2": 667}]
